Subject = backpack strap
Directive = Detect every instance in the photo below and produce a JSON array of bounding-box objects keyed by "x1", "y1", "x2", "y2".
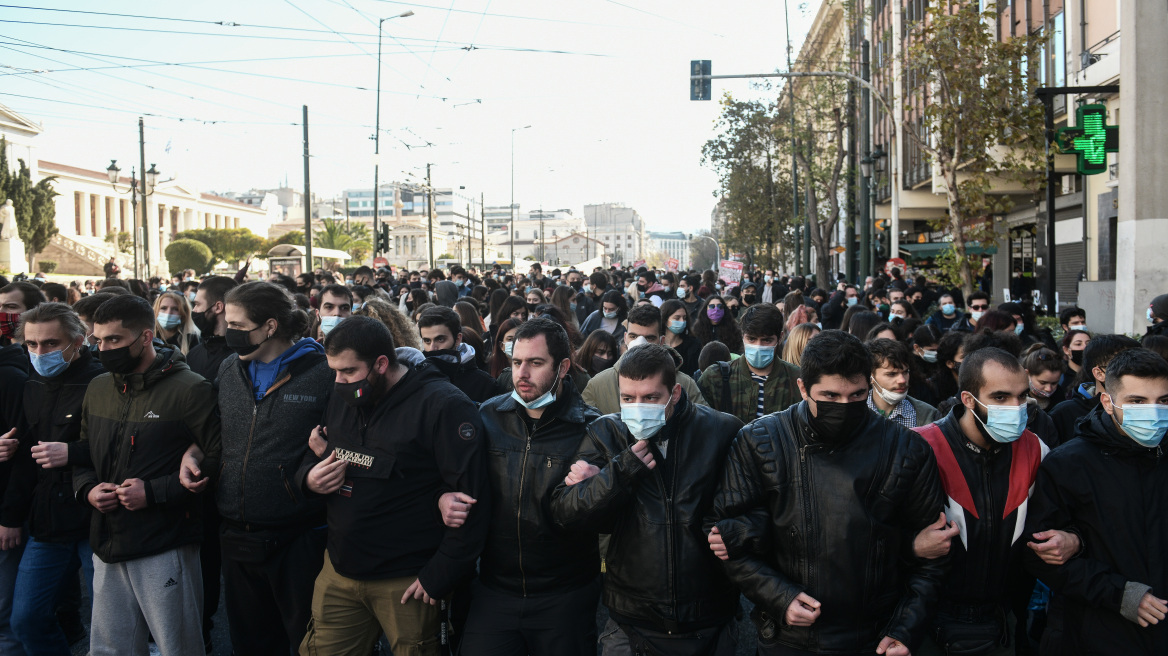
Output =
[{"x1": 718, "y1": 361, "x2": 733, "y2": 415}]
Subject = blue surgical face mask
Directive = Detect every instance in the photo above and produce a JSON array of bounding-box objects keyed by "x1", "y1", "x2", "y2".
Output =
[
  {"x1": 603, "y1": 311, "x2": 618, "y2": 320},
  {"x1": 921, "y1": 349, "x2": 938, "y2": 363},
  {"x1": 668, "y1": 319, "x2": 686, "y2": 335},
  {"x1": 1148, "y1": 308, "x2": 1156, "y2": 324},
  {"x1": 511, "y1": 383, "x2": 556, "y2": 410},
  {"x1": 942, "y1": 303, "x2": 956, "y2": 315},
  {"x1": 158, "y1": 313, "x2": 182, "y2": 330},
  {"x1": 186, "y1": 291, "x2": 196, "y2": 303},
  {"x1": 583, "y1": 283, "x2": 592, "y2": 294},
  {"x1": 1115, "y1": 402, "x2": 1168, "y2": 448},
  {"x1": 676, "y1": 287, "x2": 686, "y2": 299},
  {"x1": 1069, "y1": 324, "x2": 1088, "y2": 332},
  {"x1": 621, "y1": 391, "x2": 672, "y2": 441},
  {"x1": 30, "y1": 344, "x2": 77, "y2": 378},
  {"x1": 764, "y1": 275, "x2": 773, "y2": 283},
  {"x1": 352, "y1": 302, "x2": 363, "y2": 312},
  {"x1": 971, "y1": 397, "x2": 1028, "y2": 443},
  {"x1": 662, "y1": 285, "x2": 671, "y2": 293},
  {"x1": 971, "y1": 310, "x2": 986, "y2": 322},
  {"x1": 503, "y1": 341, "x2": 514, "y2": 358},
  {"x1": 846, "y1": 296, "x2": 858, "y2": 307},
  {"x1": 744, "y1": 343, "x2": 776, "y2": 369},
  {"x1": 1014, "y1": 323, "x2": 1025, "y2": 335},
  {"x1": 320, "y1": 315, "x2": 343, "y2": 336}
]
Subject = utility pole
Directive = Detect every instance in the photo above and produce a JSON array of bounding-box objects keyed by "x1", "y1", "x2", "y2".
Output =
[
  {"x1": 426, "y1": 163, "x2": 434, "y2": 269},
  {"x1": 784, "y1": 0, "x2": 801, "y2": 276},
  {"x1": 859, "y1": 41, "x2": 872, "y2": 281},
  {"x1": 480, "y1": 192, "x2": 486, "y2": 265},
  {"x1": 138, "y1": 117, "x2": 150, "y2": 276},
  {"x1": 303, "y1": 105, "x2": 312, "y2": 271}
]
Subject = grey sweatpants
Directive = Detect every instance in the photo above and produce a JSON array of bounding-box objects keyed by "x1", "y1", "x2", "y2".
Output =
[{"x1": 90, "y1": 544, "x2": 205, "y2": 656}]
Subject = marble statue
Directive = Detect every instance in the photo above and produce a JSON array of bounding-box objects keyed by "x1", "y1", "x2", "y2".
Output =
[{"x1": 0, "y1": 199, "x2": 16, "y2": 241}]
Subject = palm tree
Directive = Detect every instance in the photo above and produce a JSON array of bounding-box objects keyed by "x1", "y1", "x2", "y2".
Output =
[{"x1": 314, "y1": 218, "x2": 372, "y2": 262}]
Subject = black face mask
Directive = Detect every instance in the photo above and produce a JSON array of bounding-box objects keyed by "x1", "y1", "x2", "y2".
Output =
[
  {"x1": 526, "y1": 303, "x2": 538, "y2": 314},
  {"x1": 743, "y1": 294, "x2": 756, "y2": 303},
  {"x1": 424, "y1": 347, "x2": 461, "y2": 363},
  {"x1": 1070, "y1": 349, "x2": 1084, "y2": 366},
  {"x1": 225, "y1": 325, "x2": 269, "y2": 357},
  {"x1": 192, "y1": 308, "x2": 217, "y2": 336},
  {"x1": 591, "y1": 354, "x2": 615, "y2": 374},
  {"x1": 336, "y1": 369, "x2": 385, "y2": 407},
  {"x1": 569, "y1": 281, "x2": 582, "y2": 291},
  {"x1": 99, "y1": 333, "x2": 145, "y2": 375},
  {"x1": 808, "y1": 398, "x2": 870, "y2": 444}
]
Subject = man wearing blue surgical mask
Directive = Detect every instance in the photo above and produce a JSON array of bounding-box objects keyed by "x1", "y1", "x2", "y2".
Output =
[
  {"x1": 698, "y1": 304, "x2": 801, "y2": 424},
  {"x1": 926, "y1": 292, "x2": 966, "y2": 333},
  {"x1": 3, "y1": 303, "x2": 103, "y2": 655},
  {"x1": 1025, "y1": 348, "x2": 1168, "y2": 654},
  {"x1": 553, "y1": 344, "x2": 744, "y2": 655},
  {"x1": 316, "y1": 284, "x2": 353, "y2": 339},
  {"x1": 909, "y1": 347, "x2": 1077, "y2": 655}
]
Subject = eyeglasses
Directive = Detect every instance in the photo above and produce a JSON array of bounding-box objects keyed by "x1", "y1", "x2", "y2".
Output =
[{"x1": 969, "y1": 304, "x2": 989, "y2": 311}]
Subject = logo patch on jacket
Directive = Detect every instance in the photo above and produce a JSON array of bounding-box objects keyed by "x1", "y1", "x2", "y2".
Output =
[
  {"x1": 458, "y1": 422, "x2": 476, "y2": 441},
  {"x1": 283, "y1": 394, "x2": 318, "y2": 404},
  {"x1": 143, "y1": 410, "x2": 160, "y2": 419},
  {"x1": 334, "y1": 447, "x2": 374, "y2": 469}
]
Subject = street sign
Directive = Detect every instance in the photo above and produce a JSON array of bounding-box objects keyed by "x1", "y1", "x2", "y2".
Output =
[
  {"x1": 884, "y1": 257, "x2": 905, "y2": 276},
  {"x1": 1056, "y1": 104, "x2": 1118, "y2": 175},
  {"x1": 373, "y1": 256, "x2": 388, "y2": 268},
  {"x1": 666, "y1": 258, "x2": 679, "y2": 272},
  {"x1": 690, "y1": 60, "x2": 712, "y2": 101},
  {"x1": 831, "y1": 246, "x2": 846, "y2": 254}
]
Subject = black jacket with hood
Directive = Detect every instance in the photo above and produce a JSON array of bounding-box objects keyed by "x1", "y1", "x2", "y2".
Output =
[
  {"x1": 706, "y1": 402, "x2": 948, "y2": 653},
  {"x1": 552, "y1": 391, "x2": 745, "y2": 633},
  {"x1": 1025, "y1": 406, "x2": 1168, "y2": 655},
  {"x1": 2, "y1": 348, "x2": 104, "y2": 541},
  {"x1": 73, "y1": 347, "x2": 221, "y2": 563},
  {"x1": 423, "y1": 343, "x2": 501, "y2": 404},
  {"x1": 477, "y1": 376, "x2": 601, "y2": 597},
  {"x1": 0, "y1": 344, "x2": 29, "y2": 530},
  {"x1": 320, "y1": 360, "x2": 489, "y2": 599}
]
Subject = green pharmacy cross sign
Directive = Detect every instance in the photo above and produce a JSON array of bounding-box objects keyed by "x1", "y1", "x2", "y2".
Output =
[{"x1": 1056, "y1": 104, "x2": 1118, "y2": 175}]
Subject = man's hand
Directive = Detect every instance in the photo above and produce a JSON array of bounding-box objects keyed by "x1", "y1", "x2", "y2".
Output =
[
  {"x1": 1027, "y1": 530, "x2": 1081, "y2": 566},
  {"x1": 0, "y1": 427, "x2": 17, "y2": 462},
  {"x1": 31, "y1": 441, "x2": 68, "y2": 469},
  {"x1": 913, "y1": 512, "x2": 960, "y2": 559},
  {"x1": 88, "y1": 482, "x2": 120, "y2": 513},
  {"x1": 439, "y1": 492, "x2": 476, "y2": 528},
  {"x1": 630, "y1": 440, "x2": 656, "y2": 471},
  {"x1": 0, "y1": 525, "x2": 22, "y2": 551},
  {"x1": 876, "y1": 636, "x2": 910, "y2": 656},
  {"x1": 309, "y1": 425, "x2": 328, "y2": 458},
  {"x1": 708, "y1": 526, "x2": 728, "y2": 561},
  {"x1": 1137, "y1": 592, "x2": 1168, "y2": 628},
  {"x1": 401, "y1": 578, "x2": 438, "y2": 606},
  {"x1": 306, "y1": 452, "x2": 347, "y2": 495},
  {"x1": 785, "y1": 592, "x2": 821, "y2": 627},
  {"x1": 116, "y1": 478, "x2": 148, "y2": 511},
  {"x1": 563, "y1": 460, "x2": 600, "y2": 486},
  {"x1": 179, "y1": 450, "x2": 209, "y2": 494}
]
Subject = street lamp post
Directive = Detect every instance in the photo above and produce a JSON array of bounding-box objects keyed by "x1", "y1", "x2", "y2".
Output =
[
  {"x1": 106, "y1": 152, "x2": 158, "y2": 279},
  {"x1": 510, "y1": 125, "x2": 531, "y2": 271},
  {"x1": 373, "y1": 11, "x2": 414, "y2": 264}
]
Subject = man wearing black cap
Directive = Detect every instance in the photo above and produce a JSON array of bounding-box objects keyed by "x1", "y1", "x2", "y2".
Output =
[{"x1": 1146, "y1": 294, "x2": 1168, "y2": 338}]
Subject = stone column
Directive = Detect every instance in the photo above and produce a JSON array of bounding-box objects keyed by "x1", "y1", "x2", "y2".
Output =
[
  {"x1": 77, "y1": 192, "x2": 91, "y2": 237},
  {"x1": 1115, "y1": 0, "x2": 1168, "y2": 334}
]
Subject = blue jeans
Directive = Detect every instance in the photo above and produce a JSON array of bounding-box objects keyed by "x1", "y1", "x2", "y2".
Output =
[
  {"x1": 0, "y1": 540, "x2": 26, "y2": 656},
  {"x1": 11, "y1": 538, "x2": 94, "y2": 656}
]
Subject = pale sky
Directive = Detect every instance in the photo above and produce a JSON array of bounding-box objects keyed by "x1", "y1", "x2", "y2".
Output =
[{"x1": 1, "y1": 1, "x2": 816, "y2": 233}]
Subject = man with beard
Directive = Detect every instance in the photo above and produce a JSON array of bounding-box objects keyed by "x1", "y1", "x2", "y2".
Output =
[
  {"x1": 445, "y1": 318, "x2": 602, "y2": 654},
  {"x1": 299, "y1": 316, "x2": 489, "y2": 655},
  {"x1": 706, "y1": 330, "x2": 947, "y2": 656}
]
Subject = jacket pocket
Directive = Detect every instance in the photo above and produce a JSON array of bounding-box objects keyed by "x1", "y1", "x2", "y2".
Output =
[{"x1": 278, "y1": 464, "x2": 299, "y2": 504}]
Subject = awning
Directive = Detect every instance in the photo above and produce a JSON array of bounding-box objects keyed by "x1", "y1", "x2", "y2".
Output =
[
  {"x1": 899, "y1": 242, "x2": 998, "y2": 259},
  {"x1": 267, "y1": 244, "x2": 351, "y2": 261}
]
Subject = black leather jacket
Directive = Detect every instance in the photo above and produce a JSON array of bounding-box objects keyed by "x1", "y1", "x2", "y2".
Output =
[
  {"x1": 707, "y1": 401, "x2": 948, "y2": 653},
  {"x1": 477, "y1": 377, "x2": 601, "y2": 596},
  {"x1": 551, "y1": 391, "x2": 745, "y2": 632},
  {"x1": 918, "y1": 408, "x2": 1048, "y2": 612}
]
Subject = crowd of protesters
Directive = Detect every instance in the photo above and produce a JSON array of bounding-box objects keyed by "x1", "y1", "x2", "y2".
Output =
[{"x1": 0, "y1": 258, "x2": 1166, "y2": 656}]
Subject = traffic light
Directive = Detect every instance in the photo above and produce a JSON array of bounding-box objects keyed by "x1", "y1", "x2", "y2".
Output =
[
  {"x1": 1056, "y1": 104, "x2": 1118, "y2": 176},
  {"x1": 376, "y1": 224, "x2": 390, "y2": 253},
  {"x1": 875, "y1": 219, "x2": 889, "y2": 232},
  {"x1": 690, "y1": 60, "x2": 711, "y2": 101},
  {"x1": 875, "y1": 232, "x2": 887, "y2": 258}
]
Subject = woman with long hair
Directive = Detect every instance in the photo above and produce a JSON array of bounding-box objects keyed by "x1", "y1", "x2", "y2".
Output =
[
  {"x1": 533, "y1": 304, "x2": 583, "y2": 348},
  {"x1": 490, "y1": 317, "x2": 525, "y2": 378},
  {"x1": 781, "y1": 290, "x2": 806, "y2": 321},
  {"x1": 659, "y1": 299, "x2": 703, "y2": 378},
  {"x1": 355, "y1": 297, "x2": 422, "y2": 351},
  {"x1": 781, "y1": 323, "x2": 819, "y2": 368},
  {"x1": 152, "y1": 290, "x2": 200, "y2": 355},
  {"x1": 1022, "y1": 344, "x2": 1066, "y2": 412},
  {"x1": 550, "y1": 285, "x2": 580, "y2": 330},
  {"x1": 454, "y1": 301, "x2": 486, "y2": 336},
  {"x1": 524, "y1": 288, "x2": 547, "y2": 314},
  {"x1": 487, "y1": 288, "x2": 509, "y2": 331},
  {"x1": 579, "y1": 290, "x2": 628, "y2": 340},
  {"x1": 692, "y1": 296, "x2": 743, "y2": 354},
  {"x1": 784, "y1": 304, "x2": 816, "y2": 334},
  {"x1": 576, "y1": 329, "x2": 619, "y2": 376}
]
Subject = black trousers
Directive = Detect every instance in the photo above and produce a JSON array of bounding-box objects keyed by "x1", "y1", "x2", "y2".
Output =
[
  {"x1": 222, "y1": 526, "x2": 326, "y2": 656},
  {"x1": 200, "y1": 492, "x2": 222, "y2": 640},
  {"x1": 459, "y1": 577, "x2": 601, "y2": 656}
]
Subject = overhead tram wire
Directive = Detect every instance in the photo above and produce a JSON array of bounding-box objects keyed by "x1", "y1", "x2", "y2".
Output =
[{"x1": 333, "y1": 0, "x2": 454, "y2": 85}]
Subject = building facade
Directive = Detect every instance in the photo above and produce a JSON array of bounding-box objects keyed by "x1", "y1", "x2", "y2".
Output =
[
  {"x1": 584, "y1": 202, "x2": 646, "y2": 264},
  {"x1": 648, "y1": 231, "x2": 691, "y2": 270}
]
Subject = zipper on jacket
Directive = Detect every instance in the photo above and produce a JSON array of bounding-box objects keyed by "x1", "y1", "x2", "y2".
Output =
[
  {"x1": 239, "y1": 404, "x2": 259, "y2": 522},
  {"x1": 651, "y1": 444, "x2": 679, "y2": 623},
  {"x1": 102, "y1": 385, "x2": 135, "y2": 563},
  {"x1": 279, "y1": 464, "x2": 297, "y2": 503},
  {"x1": 798, "y1": 442, "x2": 817, "y2": 643},
  {"x1": 516, "y1": 419, "x2": 534, "y2": 597}
]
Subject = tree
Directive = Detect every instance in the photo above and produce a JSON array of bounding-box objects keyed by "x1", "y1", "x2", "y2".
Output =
[
  {"x1": 165, "y1": 239, "x2": 213, "y2": 276},
  {"x1": 0, "y1": 137, "x2": 59, "y2": 270},
  {"x1": 256, "y1": 230, "x2": 303, "y2": 257},
  {"x1": 174, "y1": 227, "x2": 265, "y2": 270},
  {"x1": 902, "y1": 4, "x2": 1045, "y2": 296},
  {"x1": 105, "y1": 231, "x2": 133, "y2": 253},
  {"x1": 313, "y1": 218, "x2": 371, "y2": 262}
]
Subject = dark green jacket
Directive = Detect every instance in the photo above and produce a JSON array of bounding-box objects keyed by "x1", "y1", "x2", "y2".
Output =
[
  {"x1": 73, "y1": 347, "x2": 221, "y2": 563},
  {"x1": 697, "y1": 356, "x2": 801, "y2": 425}
]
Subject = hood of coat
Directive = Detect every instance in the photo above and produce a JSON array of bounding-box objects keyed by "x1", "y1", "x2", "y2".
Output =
[
  {"x1": 0, "y1": 342, "x2": 29, "y2": 376},
  {"x1": 435, "y1": 280, "x2": 459, "y2": 307}
]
